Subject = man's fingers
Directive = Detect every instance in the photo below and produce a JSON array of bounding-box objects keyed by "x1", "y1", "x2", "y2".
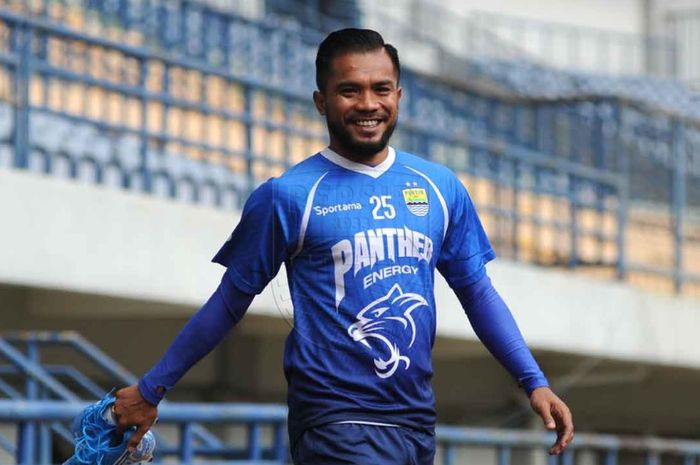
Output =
[
  {"x1": 110, "y1": 384, "x2": 159, "y2": 451},
  {"x1": 113, "y1": 405, "x2": 127, "y2": 434},
  {"x1": 537, "y1": 403, "x2": 556, "y2": 430},
  {"x1": 529, "y1": 388, "x2": 574, "y2": 455},
  {"x1": 128, "y1": 423, "x2": 151, "y2": 452},
  {"x1": 557, "y1": 407, "x2": 574, "y2": 448},
  {"x1": 548, "y1": 404, "x2": 574, "y2": 455}
]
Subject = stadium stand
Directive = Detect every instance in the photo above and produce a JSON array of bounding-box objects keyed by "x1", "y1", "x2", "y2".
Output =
[
  {"x1": 1, "y1": 0, "x2": 700, "y2": 462},
  {"x1": 0, "y1": 0, "x2": 698, "y2": 290},
  {"x1": 465, "y1": 57, "x2": 700, "y2": 120}
]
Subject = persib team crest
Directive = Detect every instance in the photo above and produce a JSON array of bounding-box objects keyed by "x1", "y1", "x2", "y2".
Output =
[{"x1": 402, "y1": 187, "x2": 429, "y2": 217}]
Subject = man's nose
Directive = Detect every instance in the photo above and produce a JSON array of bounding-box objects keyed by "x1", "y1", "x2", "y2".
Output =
[{"x1": 356, "y1": 90, "x2": 380, "y2": 111}]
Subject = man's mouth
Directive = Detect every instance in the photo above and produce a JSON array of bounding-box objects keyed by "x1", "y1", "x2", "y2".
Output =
[{"x1": 352, "y1": 118, "x2": 382, "y2": 128}]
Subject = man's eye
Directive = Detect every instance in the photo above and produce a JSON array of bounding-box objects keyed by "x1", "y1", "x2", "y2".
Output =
[
  {"x1": 375, "y1": 87, "x2": 391, "y2": 95},
  {"x1": 339, "y1": 88, "x2": 358, "y2": 96}
]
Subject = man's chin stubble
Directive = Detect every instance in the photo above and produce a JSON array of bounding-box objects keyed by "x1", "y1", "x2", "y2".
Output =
[{"x1": 328, "y1": 121, "x2": 397, "y2": 162}]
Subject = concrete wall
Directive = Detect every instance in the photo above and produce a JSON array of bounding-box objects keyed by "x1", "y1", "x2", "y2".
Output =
[
  {"x1": 2, "y1": 168, "x2": 700, "y2": 369},
  {"x1": 4, "y1": 168, "x2": 700, "y2": 437}
]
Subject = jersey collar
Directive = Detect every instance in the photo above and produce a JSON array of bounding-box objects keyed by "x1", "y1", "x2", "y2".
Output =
[{"x1": 320, "y1": 146, "x2": 396, "y2": 179}]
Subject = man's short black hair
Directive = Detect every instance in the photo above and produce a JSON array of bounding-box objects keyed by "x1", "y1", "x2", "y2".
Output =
[{"x1": 315, "y1": 28, "x2": 400, "y2": 92}]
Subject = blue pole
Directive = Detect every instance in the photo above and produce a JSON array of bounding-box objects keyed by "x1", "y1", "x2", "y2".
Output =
[
  {"x1": 17, "y1": 342, "x2": 39, "y2": 464},
  {"x1": 274, "y1": 422, "x2": 287, "y2": 463},
  {"x1": 512, "y1": 159, "x2": 521, "y2": 260},
  {"x1": 604, "y1": 450, "x2": 618, "y2": 465},
  {"x1": 221, "y1": 9, "x2": 231, "y2": 72},
  {"x1": 404, "y1": 74, "x2": 418, "y2": 155},
  {"x1": 592, "y1": 102, "x2": 608, "y2": 266},
  {"x1": 442, "y1": 444, "x2": 455, "y2": 465},
  {"x1": 561, "y1": 448, "x2": 574, "y2": 465},
  {"x1": 646, "y1": 451, "x2": 661, "y2": 465},
  {"x1": 16, "y1": 422, "x2": 31, "y2": 465},
  {"x1": 12, "y1": 24, "x2": 31, "y2": 170},
  {"x1": 248, "y1": 422, "x2": 262, "y2": 460},
  {"x1": 497, "y1": 446, "x2": 511, "y2": 465},
  {"x1": 282, "y1": 97, "x2": 292, "y2": 170},
  {"x1": 534, "y1": 104, "x2": 552, "y2": 262},
  {"x1": 179, "y1": 422, "x2": 194, "y2": 462},
  {"x1": 614, "y1": 101, "x2": 628, "y2": 281},
  {"x1": 39, "y1": 371, "x2": 52, "y2": 464},
  {"x1": 672, "y1": 121, "x2": 687, "y2": 293},
  {"x1": 568, "y1": 173, "x2": 579, "y2": 269},
  {"x1": 243, "y1": 85, "x2": 254, "y2": 198},
  {"x1": 160, "y1": 63, "x2": 171, "y2": 155},
  {"x1": 139, "y1": 58, "x2": 151, "y2": 193},
  {"x1": 118, "y1": 0, "x2": 129, "y2": 32},
  {"x1": 39, "y1": 420, "x2": 51, "y2": 464},
  {"x1": 511, "y1": 105, "x2": 526, "y2": 261}
]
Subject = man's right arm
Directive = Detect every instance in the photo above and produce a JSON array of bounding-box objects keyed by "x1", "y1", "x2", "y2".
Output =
[
  {"x1": 115, "y1": 178, "x2": 295, "y2": 451},
  {"x1": 114, "y1": 269, "x2": 255, "y2": 451}
]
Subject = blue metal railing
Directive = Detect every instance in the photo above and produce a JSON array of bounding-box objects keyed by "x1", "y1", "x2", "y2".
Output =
[
  {"x1": 0, "y1": 399, "x2": 289, "y2": 464},
  {"x1": 0, "y1": 7, "x2": 698, "y2": 294},
  {"x1": 0, "y1": 332, "x2": 225, "y2": 462},
  {"x1": 3, "y1": 0, "x2": 690, "y2": 83},
  {"x1": 1, "y1": 399, "x2": 700, "y2": 465}
]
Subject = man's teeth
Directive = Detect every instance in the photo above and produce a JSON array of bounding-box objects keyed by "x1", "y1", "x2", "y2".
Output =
[{"x1": 355, "y1": 120, "x2": 380, "y2": 127}]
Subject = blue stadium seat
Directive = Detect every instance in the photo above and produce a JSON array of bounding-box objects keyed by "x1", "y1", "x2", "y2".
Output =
[
  {"x1": 29, "y1": 112, "x2": 71, "y2": 157},
  {"x1": 198, "y1": 161, "x2": 229, "y2": 208},
  {"x1": 59, "y1": 122, "x2": 93, "y2": 159},
  {"x1": 222, "y1": 168, "x2": 248, "y2": 210},
  {"x1": 103, "y1": 160, "x2": 125, "y2": 189},
  {"x1": 28, "y1": 149, "x2": 49, "y2": 174},
  {"x1": 467, "y1": 56, "x2": 700, "y2": 120},
  {"x1": 76, "y1": 128, "x2": 113, "y2": 184},
  {"x1": 0, "y1": 144, "x2": 13, "y2": 169},
  {"x1": 116, "y1": 135, "x2": 146, "y2": 191},
  {"x1": 51, "y1": 151, "x2": 75, "y2": 179},
  {"x1": 162, "y1": 153, "x2": 197, "y2": 202},
  {"x1": 75, "y1": 155, "x2": 100, "y2": 184},
  {"x1": 0, "y1": 104, "x2": 13, "y2": 142},
  {"x1": 148, "y1": 149, "x2": 174, "y2": 199}
]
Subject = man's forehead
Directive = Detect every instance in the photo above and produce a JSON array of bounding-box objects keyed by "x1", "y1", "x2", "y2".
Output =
[{"x1": 328, "y1": 49, "x2": 397, "y2": 78}]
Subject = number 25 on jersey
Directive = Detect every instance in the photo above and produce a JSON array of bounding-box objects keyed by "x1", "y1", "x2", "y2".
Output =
[{"x1": 369, "y1": 195, "x2": 395, "y2": 220}]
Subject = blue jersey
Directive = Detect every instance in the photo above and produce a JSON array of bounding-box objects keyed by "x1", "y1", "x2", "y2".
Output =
[{"x1": 213, "y1": 147, "x2": 495, "y2": 442}]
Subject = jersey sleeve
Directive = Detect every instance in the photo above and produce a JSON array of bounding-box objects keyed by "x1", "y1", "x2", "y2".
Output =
[
  {"x1": 212, "y1": 178, "x2": 298, "y2": 294},
  {"x1": 437, "y1": 175, "x2": 496, "y2": 288}
]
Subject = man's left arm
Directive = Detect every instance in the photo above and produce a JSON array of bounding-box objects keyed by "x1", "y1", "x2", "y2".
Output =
[{"x1": 453, "y1": 273, "x2": 574, "y2": 455}]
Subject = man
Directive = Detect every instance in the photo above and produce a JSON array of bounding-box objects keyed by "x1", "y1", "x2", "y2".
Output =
[{"x1": 114, "y1": 28, "x2": 573, "y2": 464}]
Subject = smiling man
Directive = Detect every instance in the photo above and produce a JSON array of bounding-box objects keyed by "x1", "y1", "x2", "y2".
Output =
[
  {"x1": 113, "y1": 29, "x2": 573, "y2": 465},
  {"x1": 313, "y1": 39, "x2": 401, "y2": 164}
]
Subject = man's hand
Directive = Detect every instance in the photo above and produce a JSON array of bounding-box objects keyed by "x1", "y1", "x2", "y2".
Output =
[
  {"x1": 529, "y1": 387, "x2": 574, "y2": 455},
  {"x1": 114, "y1": 385, "x2": 158, "y2": 452}
]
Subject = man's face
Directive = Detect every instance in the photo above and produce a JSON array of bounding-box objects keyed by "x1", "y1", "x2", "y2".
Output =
[{"x1": 313, "y1": 49, "x2": 402, "y2": 161}]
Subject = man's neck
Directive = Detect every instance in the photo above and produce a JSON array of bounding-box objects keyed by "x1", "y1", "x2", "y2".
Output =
[{"x1": 329, "y1": 144, "x2": 389, "y2": 167}]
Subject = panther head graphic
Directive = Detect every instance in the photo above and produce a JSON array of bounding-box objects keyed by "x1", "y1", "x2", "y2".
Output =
[{"x1": 347, "y1": 284, "x2": 429, "y2": 379}]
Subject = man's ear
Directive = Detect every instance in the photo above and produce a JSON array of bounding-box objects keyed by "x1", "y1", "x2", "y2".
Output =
[
  {"x1": 313, "y1": 90, "x2": 326, "y2": 115},
  {"x1": 397, "y1": 86, "x2": 403, "y2": 102}
]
